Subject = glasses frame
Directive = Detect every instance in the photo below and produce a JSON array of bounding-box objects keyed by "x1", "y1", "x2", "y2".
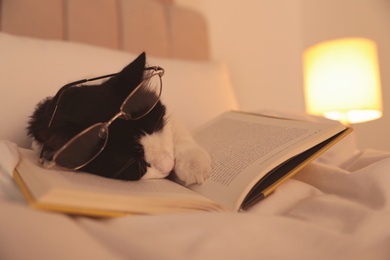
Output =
[{"x1": 39, "y1": 66, "x2": 165, "y2": 170}]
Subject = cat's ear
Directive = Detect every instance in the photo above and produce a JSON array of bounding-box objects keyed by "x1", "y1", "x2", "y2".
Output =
[{"x1": 109, "y1": 52, "x2": 146, "y2": 95}]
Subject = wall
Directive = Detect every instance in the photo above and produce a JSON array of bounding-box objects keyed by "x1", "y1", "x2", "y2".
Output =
[{"x1": 177, "y1": 0, "x2": 390, "y2": 151}]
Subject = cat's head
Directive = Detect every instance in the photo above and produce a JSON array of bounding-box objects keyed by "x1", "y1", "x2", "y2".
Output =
[{"x1": 27, "y1": 52, "x2": 167, "y2": 180}]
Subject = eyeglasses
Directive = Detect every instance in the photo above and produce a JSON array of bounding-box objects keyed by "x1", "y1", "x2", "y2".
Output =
[{"x1": 39, "y1": 66, "x2": 165, "y2": 170}]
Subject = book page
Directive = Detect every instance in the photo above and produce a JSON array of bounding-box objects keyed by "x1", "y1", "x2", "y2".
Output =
[
  {"x1": 16, "y1": 149, "x2": 226, "y2": 215},
  {"x1": 189, "y1": 111, "x2": 346, "y2": 211}
]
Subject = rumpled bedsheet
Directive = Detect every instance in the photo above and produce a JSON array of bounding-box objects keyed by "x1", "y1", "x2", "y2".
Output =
[{"x1": 1, "y1": 140, "x2": 390, "y2": 260}]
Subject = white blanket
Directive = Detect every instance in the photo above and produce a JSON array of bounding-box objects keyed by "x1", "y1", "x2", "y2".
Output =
[{"x1": 1, "y1": 140, "x2": 390, "y2": 260}]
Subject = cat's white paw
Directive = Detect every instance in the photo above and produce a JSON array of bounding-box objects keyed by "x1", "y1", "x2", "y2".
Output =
[
  {"x1": 140, "y1": 127, "x2": 175, "y2": 180},
  {"x1": 174, "y1": 147, "x2": 211, "y2": 186},
  {"x1": 142, "y1": 150, "x2": 175, "y2": 180}
]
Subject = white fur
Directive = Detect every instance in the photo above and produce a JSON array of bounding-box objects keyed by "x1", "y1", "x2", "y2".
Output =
[
  {"x1": 31, "y1": 139, "x2": 42, "y2": 153},
  {"x1": 140, "y1": 120, "x2": 175, "y2": 179},
  {"x1": 141, "y1": 115, "x2": 211, "y2": 185}
]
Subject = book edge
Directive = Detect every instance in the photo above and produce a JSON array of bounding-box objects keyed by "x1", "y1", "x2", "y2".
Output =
[
  {"x1": 262, "y1": 127, "x2": 353, "y2": 196},
  {"x1": 13, "y1": 167, "x2": 228, "y2": 217},
  {"x1": 13, "y1": 169, "x2": 129, "y2": 217}
]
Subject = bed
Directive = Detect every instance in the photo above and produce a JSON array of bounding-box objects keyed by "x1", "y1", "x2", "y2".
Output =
[{"x1": 1, "y1": 0, "x2": 390, "y2": 259}]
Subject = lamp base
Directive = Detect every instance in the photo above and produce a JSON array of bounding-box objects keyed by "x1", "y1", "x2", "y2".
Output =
[{"x1": 323, "y1": 110, "x2": 382, "y2": 125}]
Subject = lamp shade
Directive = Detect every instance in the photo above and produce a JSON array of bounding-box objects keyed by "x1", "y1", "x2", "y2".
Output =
[{"x1": 303, "y1": 38, "x2": 382, "y2": 124}]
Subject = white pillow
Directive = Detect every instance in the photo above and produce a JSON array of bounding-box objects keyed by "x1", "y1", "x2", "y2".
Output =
[{"x1": 0, "y1": 32, "x2": 238, "y2": 148}]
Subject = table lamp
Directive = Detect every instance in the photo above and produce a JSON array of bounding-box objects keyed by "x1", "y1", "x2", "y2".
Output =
[{"x1": 303, "y1": 38, "x2": 383, "y2": 125}]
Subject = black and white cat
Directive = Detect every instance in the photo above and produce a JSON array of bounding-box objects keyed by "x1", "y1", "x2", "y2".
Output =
[{"x1": 27, "y1": 53, "x2": 211, "y2": 185}]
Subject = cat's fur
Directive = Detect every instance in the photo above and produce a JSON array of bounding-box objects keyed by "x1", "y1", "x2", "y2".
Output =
[{"x1": 27, "y1": 53, "x2": 211, "y2": 185}]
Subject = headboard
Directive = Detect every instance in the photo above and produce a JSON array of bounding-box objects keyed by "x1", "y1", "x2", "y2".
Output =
[{"x1": 0, "y1": 0, "x2": 209, "y2": 60}]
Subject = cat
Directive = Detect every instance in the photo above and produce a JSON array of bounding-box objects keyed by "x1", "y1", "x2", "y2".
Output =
[{"x1": 27, "y1": 52, "x2": 211, "y2": 185}]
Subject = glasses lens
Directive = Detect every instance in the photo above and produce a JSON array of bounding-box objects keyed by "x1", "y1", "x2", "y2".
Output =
[
  {"x1": 122, "y1": 73, "x2": 162, "y2": 119},
  {"x1": 53, "y1": 123, "x2": 108, "y2": 169}
]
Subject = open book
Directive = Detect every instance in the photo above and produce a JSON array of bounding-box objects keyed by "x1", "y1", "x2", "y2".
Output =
[{"x1": 14, "y1": 111, "x2": 351, "y2": 217}]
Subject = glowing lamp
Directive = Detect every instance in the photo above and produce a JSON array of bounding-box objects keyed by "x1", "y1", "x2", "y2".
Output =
[{"x1": 303, "y1": 38, "x2": 382, "y2": 125}]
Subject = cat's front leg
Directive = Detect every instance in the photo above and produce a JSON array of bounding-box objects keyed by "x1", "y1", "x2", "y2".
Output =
[
  {"x1": 170, "y1": 117, "x2": 211, "y2": 186},
  {"x1": 140, "y1": 120, "x2": 175, "y2": 180}
]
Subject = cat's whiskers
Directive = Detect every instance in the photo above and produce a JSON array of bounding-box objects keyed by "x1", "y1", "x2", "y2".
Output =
[
  {"x1": 153, "y1": 110, "x2": 166, "y2": 132},
  {"x1": 136, "y1": 159, "x2": 147, "y2": 179},
  {"x1": 111, "y1": 157, "x2": 136, "y2": 179}
]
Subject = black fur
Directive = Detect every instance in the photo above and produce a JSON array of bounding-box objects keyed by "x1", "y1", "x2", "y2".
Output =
[{"x1": 27, "y1": 53, "x2": 167, "y2": 180}]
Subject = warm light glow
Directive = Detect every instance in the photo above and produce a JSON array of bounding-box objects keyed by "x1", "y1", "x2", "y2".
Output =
[{"x1": 303, "y1": 38, "x2": 383, "y2": 125}]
